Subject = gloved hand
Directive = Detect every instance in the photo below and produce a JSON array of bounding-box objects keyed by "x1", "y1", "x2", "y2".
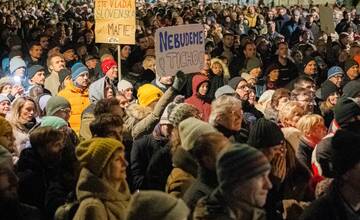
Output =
[{"x1": 172, "y1": 71, "x2": 187, "y2": 92}]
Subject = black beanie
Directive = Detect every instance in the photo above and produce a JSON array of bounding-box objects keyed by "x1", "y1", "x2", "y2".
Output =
[
  {"x1": 58, "y1": 68, "x2": 71, "y2": 85},
  {"x1": 334, "y1": 97, "x2": 360, "y2": 126},
  {"x1": 320, "y1": 80, "x2": 339, "y2": 100},
  {"x1": 331, "y1": 129, "x2": 360, "y2": 177},
  {"x1": 344, "y1": 59, "x2": 358, "y2": 73},
  {"x1": 247, "y1": 118, "x2": 284, "y2": 149},
  {"x1": 342, "y1": 80, "x2": 360, "y2": 98}
]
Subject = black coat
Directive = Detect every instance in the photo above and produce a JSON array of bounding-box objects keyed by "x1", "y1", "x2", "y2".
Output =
[
  {"x1": 296, "y1": 138, "x2": 314, "y2": 171},
  {"x1": 300, "y1": 183, "x2": 360, "y2": 220},
  {"x1": 16, "y1": 148, "x2": 60, "y2": 219},
  {"x1": 0, "y1": 202, "x2": 41, "y2": 220},
  {"x1": 183, "y1": 167, "x2": 218, "y2": 214},
  {"x1": 130, "y1": 133, "x2": 169, "y2": 190}
]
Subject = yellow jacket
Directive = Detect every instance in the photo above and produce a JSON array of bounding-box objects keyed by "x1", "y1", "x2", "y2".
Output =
[
  {"x1": 58, "y1": 83, "x2": 90, "y2": 134},
  {"x1": 245, "y1": 13, "x2": 258, "y2": 28}
]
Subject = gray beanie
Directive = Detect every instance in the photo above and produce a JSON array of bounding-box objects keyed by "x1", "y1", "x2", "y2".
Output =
[
  {"x1": 179, "y1": 117, "x2": 218, "y2": 151},
  {"x1": 126, "y1": 190, "x2": 189, "y2": 220},
  {"x1": 168, "y1": 103, "x2": 200, "y2": 126},
  {"x1": 46, "y1": 96, "x2": 71, "y2": 116},
  {"x1": 217, "y1": 143, "x2": 271, "y2": 192},
  {"x1": 215, "y1": 85, "x2": 236, "y2": 98},
  {"x1": 9, "y1": 56, "x2": 26, "y2": 74}
]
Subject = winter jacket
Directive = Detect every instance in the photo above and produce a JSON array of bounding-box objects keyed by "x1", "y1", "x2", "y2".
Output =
[
  {"x1": 193, "y1": 188, "x2": 266, "y2": 220},
  {"x1": 297, "y1": 137, "x2": 316, "y2": 171},
  {"x1": 16, "y1": 147, "x2": 61, "y2": 219},
  {"x1": 0, "y1": 202, "x2": 41, "y2": 220},
  {"x1": 185, "y1": 74, "x2": 212, "y2": 122},
  {"x1": 58, "y1": 83, "x2": 90, "y2": 134},
  {"x1": 300, "y1": 182, "x2": 360, "y2": 220},
  {"x1": 73, "y1": 168, "x2": 131, "y2": 220},
  {"x1": 131, "y1": 87, "x2": 177, "y2": 139},
  {"x1": 130, "y1": 127, "x2": 169, "y2": 190},
  {"x1": 183, "y1": 167, "x2": 218, "y2": 214},
  {"x1": 44, "y1": 70, "x2": 60, "y2": 96},
  {"x1": 166, "y1": 147, "x2": 198, "y2": 198}
]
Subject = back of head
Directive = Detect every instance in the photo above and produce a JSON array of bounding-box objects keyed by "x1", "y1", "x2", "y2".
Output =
[
  {"x1": 247, "y1": 118, "x2": 284, "y2": 149},
  {"x1": 126, "y1": 190, "x2": 189, "y2": 220},
  {"x1": 46, "y1": 96, "x2": 71, "y2": 116}
]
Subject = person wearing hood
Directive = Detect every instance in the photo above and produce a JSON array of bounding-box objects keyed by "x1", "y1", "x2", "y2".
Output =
[
  {"x1": 181, "y1": 117, "x2": 230, "y2": 214},
  {"x1": 44, "y1": 53, "x2": 66, "y2": 96},
  {"x1": 185, "y1": 74, "x2": 211, "y2": 122},
  {"x1": 58, "y1": 62, "x2": 90, "y2": 134},
  {"x1": 73, "y1": 138, "x2": 131, "y2": 220},
  {"x1": 341, "y1": 59, "x2": 359, "y2": 87}
]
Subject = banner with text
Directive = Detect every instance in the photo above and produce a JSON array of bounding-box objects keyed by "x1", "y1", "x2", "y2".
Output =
[
  {"x1": 319, "y1": 5, "x2": 335, "y2": 34},
  {"x1": 95, "y1": 0, "x2": 135, "y2": 44},
  {"x1": 155, "y1": 24, "x2": 205, "y2": 76}
]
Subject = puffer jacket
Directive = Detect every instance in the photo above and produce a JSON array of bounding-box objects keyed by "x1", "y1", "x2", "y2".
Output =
[
  {"x1": 185, "y1": 74, "x2": 211, "y2": 122},
  {"x1": 73, "y1": 168, "x2": 131, "y2": 220},
  {"x1": 58, "y1": 83, "x2": 90, "y2": 134}
]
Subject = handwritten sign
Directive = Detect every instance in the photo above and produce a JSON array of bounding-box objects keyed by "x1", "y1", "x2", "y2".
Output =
[
  {"x1": 319, "y1": 5, "x2": 335, "y2": 35},
  {"x1": 95, "y1": 0, "x2": 135, "y2": 44},
  {"x1": 155, "y1": 24, "x2": 205, "y2": 76}
]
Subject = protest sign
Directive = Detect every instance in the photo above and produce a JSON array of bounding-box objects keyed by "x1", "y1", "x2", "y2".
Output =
[
  {"x1": 94, "y1": 0, "x2": 136, "y2": 44},
  {"x1": 155, "y1": 24, "x2": 205, "y2": 76},
  {"x1": 319, "y1": 5, "x2": 335, "y2": 34}
]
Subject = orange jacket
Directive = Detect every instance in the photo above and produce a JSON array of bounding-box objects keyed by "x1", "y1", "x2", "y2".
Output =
[{"x1": 58, "y1": 83, "x2": 90, "y2": 134}]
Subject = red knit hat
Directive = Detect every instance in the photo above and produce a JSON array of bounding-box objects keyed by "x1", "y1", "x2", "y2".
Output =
[{"x1": 101, "y1": 59, "x2": 117, "y2": 74}]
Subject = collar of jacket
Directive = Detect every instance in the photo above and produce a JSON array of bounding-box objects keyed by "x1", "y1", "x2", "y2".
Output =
[
  {"x1": 76, "y1": 167, "x2": 131, "y2": 205},
  {"x1": 67, "y1": 82, "x2": 89, "y2": 94}
]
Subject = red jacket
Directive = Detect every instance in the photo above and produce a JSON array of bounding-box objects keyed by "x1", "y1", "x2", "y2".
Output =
[{"x1": 185, "y1": 74, "x2": 211, "y2": 122}]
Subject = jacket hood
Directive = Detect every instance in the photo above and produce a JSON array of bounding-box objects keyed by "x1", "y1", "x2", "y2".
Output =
[
  {"x1": 88, "y1": 77, "x2": 105, "y2": 104},
  {"x1": 191, "y1": 74, "x2": 209, "y2": 96},
  {"x1": 76, "y1": 168, "x2": 131, "y2": 204},
  {"x1": 172, "y1": 147, "x2": 198, "y2": 177},
  {"x1": 210, "y1": 58, "x2": 230, "y2": 81}
]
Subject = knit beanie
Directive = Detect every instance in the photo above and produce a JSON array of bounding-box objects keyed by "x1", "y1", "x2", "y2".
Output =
[
  {"x1": 245, "y1": 57, "x2": 261, "y2": 73},
  {"x1": 179, "y1": 117, "x2": 218, "y2": 151},
  {"x1": 46, "y1": 96, "x2": 71, "y2": 116},
  {"x1": 40, "y1": 116, "x2": 68, "y2": 129},
  {"x1": 247, "y1": 118, "x2": 284, "y2": 149},
  {"x1": 320, "y1": 80, "x2": 339, "y2": 100},
  {"x1": 0, "y1": 117, "x2": 13, "y2": 137},
  {"x1": 160, "y1": 103, "x2": 176, "y2": 125},
  {"x1": 27, "y1": 65, "x2": 45, "y2": 80},
  {"x1": 9, "y1": 56, "x2": 26, "y2": 74},
  {"x1": 71, "y1": 62, "x2": 89, "y2": 81},
  {"x1": 76, "y1": 138, "x2": 125, "y2": 176},
  {"x1": 101, "y1": 59, "x2": 117, "y2": 74},
  {"x1": 265, "y1": 63, "x2": 280, "y2": 76},
  {"x1": 137, "y1": 84, "x2": 163, "y2": 107},
  {"x1": 344, "y1": 59, "x2": 358, "y2": 73},
  {"x1": 58, "y1": 68, "x2": 71, "y2": 85},
  {"x1": 228, "y1": 77, "x2": 246, "y2": 90},
  {"x1": 215, "y1": 85, "x2": 236, "y2": 99},
  {"x1": 168, "y1": 103, "x2": 200, "y2": 126},
  {"x1": 241, "y1": 72, "x2": 256, "y2": 83},
  {"x1": 334, "y1": 97, "x2": 360, "y2": 126},
  {"x1": 38, "y1": 94, "x2": 52, "y2": 112},
  {"x1": 332, "y1": 129, "x2": 360, "y2": 177},
  {"x1": 327, "y1": 66, "x2": 344, "y2": 79},
  {"x1": 0, "y1": 95, "x2": 10, "y2": 104},
  {"x1": 342, "y1": 80, "x2": 360, "y2": 98},
  {"x1": 117, "y1": 79, "x2": 133, "y2": 92},
  {"x1": 217, "y1": 144, "x2": 271, "y2": 192},
  {"x1": 126, "y1": 190, "x2": 189, "y2": 220}
]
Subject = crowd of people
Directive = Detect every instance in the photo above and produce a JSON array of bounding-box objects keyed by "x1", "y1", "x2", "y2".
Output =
[{"x1": 0, "y1": 0, "x2": 360, "y2": 220}]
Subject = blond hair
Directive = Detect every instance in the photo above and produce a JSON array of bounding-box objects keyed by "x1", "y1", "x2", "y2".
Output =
[
  {"x1": 296, "y1": 114, "x2": 324, "y2": 135},
  {"x1": 278, "y1": 101, "x2": 305, "y2": 126},
  {"x1": 8, "y1": 96, "x2": 39, "y2": 129},
  {"x1": 142, "y1": 55, "x2": 156, "y2": 71}
]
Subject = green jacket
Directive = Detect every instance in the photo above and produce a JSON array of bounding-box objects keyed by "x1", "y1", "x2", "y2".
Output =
[{"x1": 73, "y1": 168, "x2": 131, "y2": 220}]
